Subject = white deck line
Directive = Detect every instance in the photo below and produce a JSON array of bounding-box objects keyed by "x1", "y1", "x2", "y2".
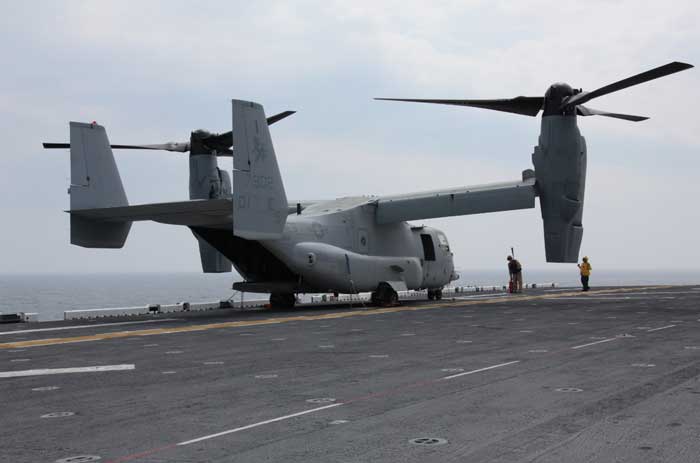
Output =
[
  {"x1": 0, "y1": 319, "x2": 178, "y2": 336},
  {"x1": 0, "y1": 364, "x2": 135, "y2": 378},
  {"x1": 571, "y1": 337, "x2": 618, "y2": 349},
  {"x1": 647, "y1": 324, "x2": 676, "y2": 332},
  {"x1": 452, "y1": 293, "x2": 509, "y2": 300},
  {"x1": 177, "y1": 403, "x2": 343, "y2": 445},
  {"x1": 549, "y1": 297, "x2": 631, "y2": 301},
  {"x1": 441, "y1": 361, "x2": 520, "y2": 380}
]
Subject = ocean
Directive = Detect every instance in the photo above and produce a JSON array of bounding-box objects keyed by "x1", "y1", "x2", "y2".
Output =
[{"x1": 1, "y1": 270, "x2": 698, "y2": 321}]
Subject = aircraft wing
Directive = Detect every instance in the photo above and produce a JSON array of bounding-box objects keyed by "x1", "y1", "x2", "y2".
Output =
[
  {"x1": 68, "y1": 198, "x2": 233, "y2": 227},
  {"x1": 374, "y1": 177, "x2": 536, "y2": 224}
]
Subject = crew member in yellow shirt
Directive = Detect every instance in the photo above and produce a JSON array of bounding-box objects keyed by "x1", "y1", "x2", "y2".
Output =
[{"x1": 577, "y1": 256, "x2": 592, "y2": 291}]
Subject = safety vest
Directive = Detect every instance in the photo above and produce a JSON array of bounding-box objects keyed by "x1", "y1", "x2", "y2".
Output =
[{"x1": 580, "y1": 262, "x2": 591, "y2": 276}]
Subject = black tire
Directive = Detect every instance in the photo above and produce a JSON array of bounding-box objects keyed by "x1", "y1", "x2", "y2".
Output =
[
  {"x1": 375, "y1": 283, "x2": 398, "y2": 306},
  {"x1": 435, "y1": 289, "x2": 443, "y2": 300},
  {"x1": 427, "y1": 290, "x2": 435, "y2": 300},
  {"x1": 270, "y1": 293, "x2": 296, "y2": 309},
  {"x1": 388, "y1": 290, "x2": 399, "y2": 305}
]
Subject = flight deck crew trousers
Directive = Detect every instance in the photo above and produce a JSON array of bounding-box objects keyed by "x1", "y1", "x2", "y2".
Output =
[
  {"x1": 581, "y1": 275, "x2": 590, "y2": 291},
  {"x1": 512, "y1": 272, "x2": 523, "y2": 293}
]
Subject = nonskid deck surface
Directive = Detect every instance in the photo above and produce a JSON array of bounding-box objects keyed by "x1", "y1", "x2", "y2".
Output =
[{"x1": 1, "y1": 285, "x2": 699, "y2": 463}]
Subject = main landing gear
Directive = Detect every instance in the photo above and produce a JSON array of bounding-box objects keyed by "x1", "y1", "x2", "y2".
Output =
[
  {"x1": 270, "y1": 293, "x2": 296, "y2": 309},
  {"x1": 371, "y1": 283, "x2": 399, "y2": 307},
  {"x1": 427, "y1": 288, "x2": 443, "y2": 301}
]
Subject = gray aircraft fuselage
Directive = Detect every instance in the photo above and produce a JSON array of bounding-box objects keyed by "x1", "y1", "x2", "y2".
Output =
[
  {"x1": 261, "y1": 197, "x2": 456, "y2": 294},
  {"x1": 199, "y1": 94, "x2": 588, "y2": 296}
]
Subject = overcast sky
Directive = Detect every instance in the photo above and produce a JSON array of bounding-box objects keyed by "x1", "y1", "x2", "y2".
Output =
[{"x1": 1, "y1": 0, "x2": 698, "y2": 274}]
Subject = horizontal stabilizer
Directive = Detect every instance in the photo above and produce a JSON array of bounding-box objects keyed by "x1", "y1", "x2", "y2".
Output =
[
  {"x1": 69, "y1": 198, "x2": 319, "y2": 229},
  {"x1": 69, "y1": 199, "x2": 232, "y2": 227}
]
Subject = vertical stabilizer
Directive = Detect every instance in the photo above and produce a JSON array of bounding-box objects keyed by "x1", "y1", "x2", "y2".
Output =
[
  {"x1": 231, "y1": 100, "x2": 288, "y2": 240},
  {"x1": 69, "y1": 122, "x2": 131, "y2": 248}
]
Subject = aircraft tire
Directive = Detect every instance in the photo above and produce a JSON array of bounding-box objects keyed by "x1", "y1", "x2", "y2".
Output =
[
  {"x1": 388, "y1": 290, "x2": 399, "y2": 305},
  {"x1": 435, "y1": 289, "x2": 443, "y2": 300},
  {"x1": 270, "y1": 293, "x2": 296, "y2": 309},
  {"x1": 375, "y1": 283, "x2": 398, "y2": 306}
]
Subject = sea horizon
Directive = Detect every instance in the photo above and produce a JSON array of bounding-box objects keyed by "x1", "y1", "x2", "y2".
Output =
[{"x1": 1, "y1": 269, "x2": 698, "y2": 321}]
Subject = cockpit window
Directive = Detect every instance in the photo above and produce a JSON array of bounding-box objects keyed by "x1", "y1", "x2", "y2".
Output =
[
  {"x1": 437, "y1": 233, "x2": 449, "y2": 251},
  {"x1": 420, "y1": 234, "x2": 436, "y2": 261}
]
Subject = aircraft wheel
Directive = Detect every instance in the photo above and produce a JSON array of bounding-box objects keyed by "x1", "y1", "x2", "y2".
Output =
[
  {"x1": 388, "y1": 290, "x2": 399, "y2": 305},
  {"x1": 375, "y1": 283, "x2": 399, "y2": 306},
  {"x1": 435, "y1": 289, "x2": 443, "y2": 300},
  {"x1": 270, "y1": 293, "x2": 296, "y2": 309},
  {"x1": 427, "y1": 290, "x2": 435, "y2": 300}
]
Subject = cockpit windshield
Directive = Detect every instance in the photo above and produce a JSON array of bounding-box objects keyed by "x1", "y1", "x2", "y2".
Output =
[{"x1": 437, "y1": 233, "x2": 449, "y2": 251}]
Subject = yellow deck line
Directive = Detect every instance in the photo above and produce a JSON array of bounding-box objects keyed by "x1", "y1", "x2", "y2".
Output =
[{"x1": 0, "y1": 286, "x2": 670, "y2": 349}]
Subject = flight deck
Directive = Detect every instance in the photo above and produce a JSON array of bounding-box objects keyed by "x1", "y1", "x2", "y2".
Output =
[{"x1": 1, "y1": 285, "x2": 699, "y2": 463}]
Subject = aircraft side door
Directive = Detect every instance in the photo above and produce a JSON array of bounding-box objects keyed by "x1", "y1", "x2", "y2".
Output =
[{"x1": 420, "y1": 233, "x2": 438, "y2": 286}]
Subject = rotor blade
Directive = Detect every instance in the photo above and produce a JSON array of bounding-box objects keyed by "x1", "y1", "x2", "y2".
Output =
[
  {"x1": 564, "y1": 61, "x2": 694, "y2": 108},
  {"x1": 43, "y1": 110, "x2": 294, "y2": 152},
  {"x1": 266, "y1": 110, "x2": 296, "y2": 125},
  {"x1": 42, "y1": 143, "x2": 70, "y2": 149},
  {"x1": 42, "y1": 142, "x2": 190, "y2": 152},
  {"x1": 576, "y1": 105, "x2": 648, "y2": 122},
  {"x1": 203, "y1": 110, "x2": 297, "y2": 150},
  {"x1": 111, "y1": 143, "x2": 190, "y2": 152},
  {"x1": 375, "y1": 97, "x2": 544, "y2": 116}
]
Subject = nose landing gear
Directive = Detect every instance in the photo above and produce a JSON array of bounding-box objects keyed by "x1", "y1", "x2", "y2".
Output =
[{"x1": 427, "y1": 288, "x2": 443, "y2": 301}]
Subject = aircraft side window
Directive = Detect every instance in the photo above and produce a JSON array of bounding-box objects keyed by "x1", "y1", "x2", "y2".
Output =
[
  {"x1": 437, "y1": 233, "x2": 450, "y2": 251},
  {"x1": 420, "y1": 234, "x2": 436, "y2": 261}
]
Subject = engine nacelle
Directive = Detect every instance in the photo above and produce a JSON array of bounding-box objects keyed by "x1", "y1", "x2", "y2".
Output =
[
  {"x1": 189, "y1": 132, "x2": 232, "y2": 273},
  {"x1": 533, "y1": 116, "x2": 587, "y2": 263}
]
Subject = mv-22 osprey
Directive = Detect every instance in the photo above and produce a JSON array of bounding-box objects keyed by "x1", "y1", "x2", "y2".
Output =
[{"x1": 45, "y1": 62, "x2": 692, "y2": 307}]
